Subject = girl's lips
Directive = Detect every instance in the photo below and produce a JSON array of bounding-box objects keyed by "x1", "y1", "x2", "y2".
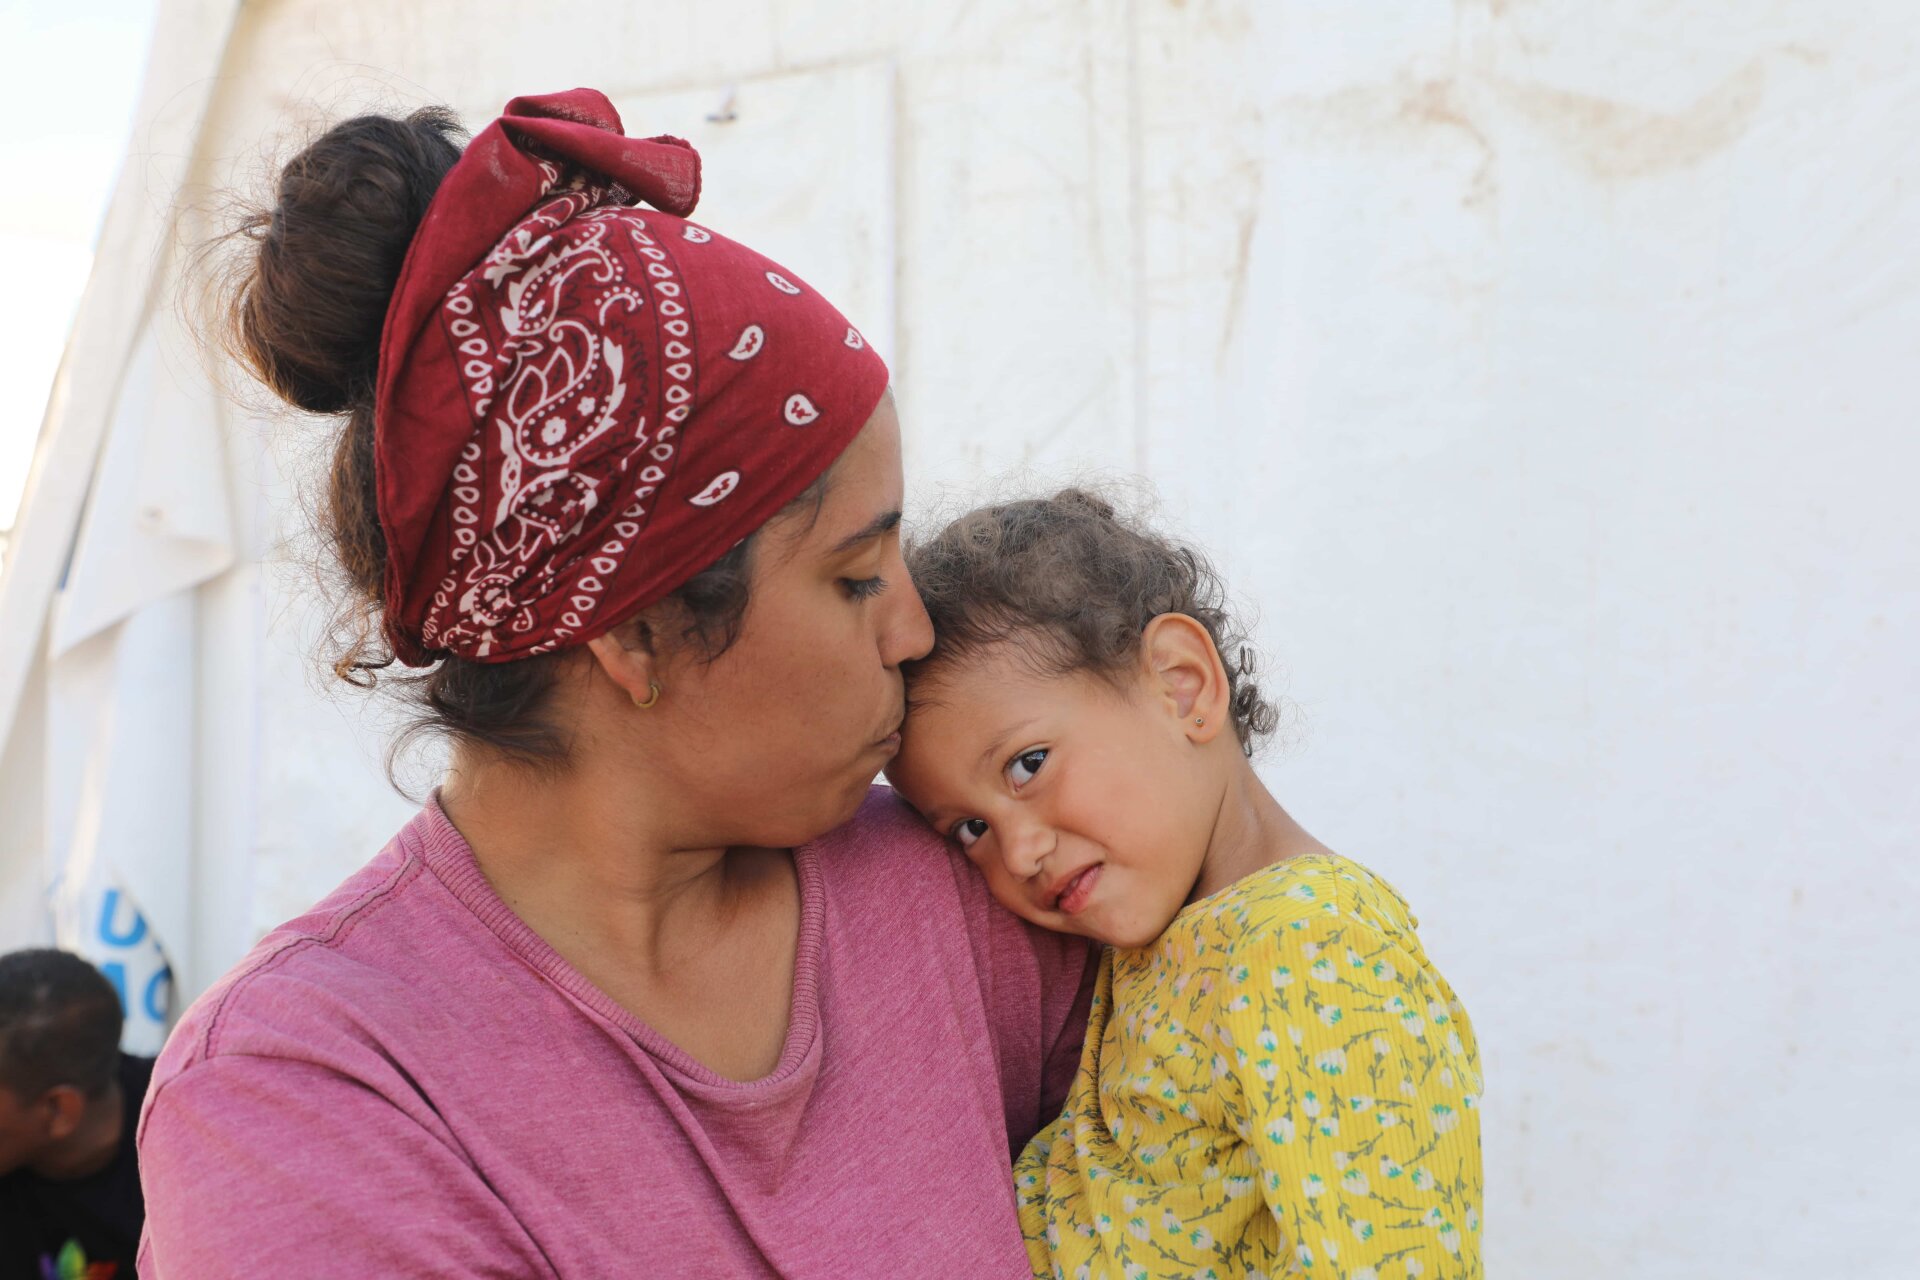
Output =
[{"x1": 1055, "y1": 864, "x2": 1102, "y2": 916}]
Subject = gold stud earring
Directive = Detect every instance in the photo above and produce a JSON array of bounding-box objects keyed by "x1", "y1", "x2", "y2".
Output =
[{"x1": 634, "y1": 681, "x2": 661, "y2": 709}]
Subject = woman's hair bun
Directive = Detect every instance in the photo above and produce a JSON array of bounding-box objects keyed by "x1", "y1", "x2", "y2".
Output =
[{"x1": 232, "y1": 106, "x2": 466, "y2": 414}]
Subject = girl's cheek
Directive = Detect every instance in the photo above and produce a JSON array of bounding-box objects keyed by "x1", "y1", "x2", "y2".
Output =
[{"x1": 987, "y1": 871, "x2": 1039, "y2": 923}]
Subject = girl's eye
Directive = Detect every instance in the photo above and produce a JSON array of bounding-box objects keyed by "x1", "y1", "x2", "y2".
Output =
[
  {"x1": 842, "y1": 575, "x2": 889, "y2": 600},
  {"x1": 952, "y1": 818, "x2": 989, "y2": 849},
  {"x1": 1008, "y1": 748, "x2": 1048, "y2": 787}
]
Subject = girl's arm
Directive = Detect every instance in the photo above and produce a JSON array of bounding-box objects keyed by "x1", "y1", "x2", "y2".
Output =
[{"x1": 1222, "y1": 913, "x2": 1483, "y2": 1275}]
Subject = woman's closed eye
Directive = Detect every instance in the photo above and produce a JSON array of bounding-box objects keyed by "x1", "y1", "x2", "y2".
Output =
[
  {"x1": 841, "y1": 574, "x2": 889, "y2": 600},
  {"x1": 1007, "y1": 747, "x2": 1048, "y2": 787}
]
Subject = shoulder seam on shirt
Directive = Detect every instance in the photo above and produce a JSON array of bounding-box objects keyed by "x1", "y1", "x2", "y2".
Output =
[
  {"x1": 137, "y1": 1042, "x2": 407, "y2": 1155},
  {"x1": 1221, "y1": 858, "x2": 1387, "y2": 958},
  {"x1": 1321, "y1": 857, "x2": 1416, "y2": 935},
  {"x1": 196, "y1": 849, "x2": 426, "y2": 1062}
]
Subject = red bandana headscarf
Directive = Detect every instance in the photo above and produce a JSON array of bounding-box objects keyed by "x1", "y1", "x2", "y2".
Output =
[{"x1": 374, "y1": 88, "x2": 887, "y2": 665}]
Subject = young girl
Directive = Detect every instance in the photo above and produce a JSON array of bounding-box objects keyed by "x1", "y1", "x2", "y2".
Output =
[{"x1": 888, "y1": 490, "x2": 1483, "y2": 1280}]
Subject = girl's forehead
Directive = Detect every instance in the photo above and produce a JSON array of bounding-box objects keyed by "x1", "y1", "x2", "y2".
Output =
[
  {"x1": 902, "y1": 659, "x2": 1101, "y2": 758},
  {"x1": 911, "y1": 640, "x2": 1113, "y2": 703}
]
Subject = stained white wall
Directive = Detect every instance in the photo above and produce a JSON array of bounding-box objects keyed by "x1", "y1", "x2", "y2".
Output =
[{"x1": 44, "y1": 0, "x2": 1920, "y2": 1272}]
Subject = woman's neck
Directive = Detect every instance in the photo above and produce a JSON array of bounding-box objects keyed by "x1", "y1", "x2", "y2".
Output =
[
  {"x1": 439, "y1": 748, "x2": 803, "y2": 1080},
  {"x1": 1188, "y1": 760, "x2": 1332, "y2": 904},
  {"x1": 438, "y1": 751, "x2": 750, "y2": 972}
]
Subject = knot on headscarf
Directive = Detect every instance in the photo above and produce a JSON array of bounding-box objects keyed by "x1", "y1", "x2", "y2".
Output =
[{"x1": 374, "y1": 88, "x2": 887, "y2": 664}]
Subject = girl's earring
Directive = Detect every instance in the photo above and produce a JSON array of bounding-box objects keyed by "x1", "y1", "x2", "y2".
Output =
[{"x1": 1194, "y1": 717, "x2": 1205, "y2": 727}]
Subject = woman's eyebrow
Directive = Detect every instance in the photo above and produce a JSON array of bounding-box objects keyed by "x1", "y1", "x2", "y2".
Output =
[{"x1": 830, "y1": 508, "x2": 902, "y2": 554}]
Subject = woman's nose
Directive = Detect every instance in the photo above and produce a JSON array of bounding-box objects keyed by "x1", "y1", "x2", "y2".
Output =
[{"x1": 884, "y1": 570, "x2": 935, "y2": 667}]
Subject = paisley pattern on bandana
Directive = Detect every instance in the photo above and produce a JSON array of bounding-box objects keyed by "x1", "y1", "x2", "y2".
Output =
[
  {"x1": 374, "y1": 89, "x2": 887, "y2": 665},
  {"x1": 423, "y1": 171, "x2": 700, "y2": 659},
  {"x1": 1017, "y1": 855, "x2": 1483, "y2": 1280}
]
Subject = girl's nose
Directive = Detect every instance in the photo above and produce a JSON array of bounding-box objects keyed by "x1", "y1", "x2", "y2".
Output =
[{"x1": 1000, "y1": 817, "x2": 1055, "y2": 881}]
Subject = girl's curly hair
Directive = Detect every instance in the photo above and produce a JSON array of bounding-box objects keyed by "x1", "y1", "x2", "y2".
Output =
[{"x1": 906, "y1": 488, "x2": 1279, "y2": 754}]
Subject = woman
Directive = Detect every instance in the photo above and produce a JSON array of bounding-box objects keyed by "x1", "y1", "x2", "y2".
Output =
[{"x1": 136, "y1": 90, "x2": 1093, "y2": 1277}]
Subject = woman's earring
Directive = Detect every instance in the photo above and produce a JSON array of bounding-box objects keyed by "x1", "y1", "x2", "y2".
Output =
[
  {"x1": 634, "y1": 681, "x2": 662, "y2": 710},
  {"x1": 1194, "y1": 717, "x2": 1206, "y2": 727}
]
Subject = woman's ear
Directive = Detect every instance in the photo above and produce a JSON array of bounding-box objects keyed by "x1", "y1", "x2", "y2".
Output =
[
  {"x1": 1139, "y1": 613, "x2": 1230, "y2": 745},
  {"x1": 585, "y1": 620, "x2": 661, "y2": 709}
]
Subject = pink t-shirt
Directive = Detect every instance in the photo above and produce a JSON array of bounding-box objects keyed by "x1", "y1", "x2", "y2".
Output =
[{"x1": 136, "y1": 788, "x2": 1093, "y2": 1277}]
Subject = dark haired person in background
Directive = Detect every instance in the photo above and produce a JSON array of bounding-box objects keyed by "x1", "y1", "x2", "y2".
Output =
[{"x1": 0, "y1": 949, "x2": 151, "y2": 1280}]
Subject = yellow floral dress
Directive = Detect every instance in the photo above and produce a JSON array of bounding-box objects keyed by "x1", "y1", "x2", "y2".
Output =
[{"x1": 1017, "y1": 855, "x2": 1482, "y2": 1279}]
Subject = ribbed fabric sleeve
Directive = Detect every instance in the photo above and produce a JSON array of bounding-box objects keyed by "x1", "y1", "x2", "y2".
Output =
[{"x1": 1219, "y1": 888, "x2": 1483, "y2": 1276}]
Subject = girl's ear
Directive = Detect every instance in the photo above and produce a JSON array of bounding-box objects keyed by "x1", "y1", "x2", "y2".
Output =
[{"x1": 1139, "y1": 613, "x2": 1230, "y2": 745}]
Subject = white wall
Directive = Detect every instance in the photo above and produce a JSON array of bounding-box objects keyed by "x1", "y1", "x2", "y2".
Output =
[{"x1": 79, "y1": 0, "x2": 1920, "y2": 1271}]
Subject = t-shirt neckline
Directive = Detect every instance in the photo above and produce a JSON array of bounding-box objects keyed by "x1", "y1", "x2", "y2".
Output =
[{"x1": 414, "y1": 794, "x2": 826, "y2": 1093}]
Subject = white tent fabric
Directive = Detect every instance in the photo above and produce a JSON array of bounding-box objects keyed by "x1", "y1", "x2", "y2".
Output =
[
  {"x1": 40, "y1": 315, "x2": 233, "y2": 1049},
  {"x1": 1, "y1": 0, "x2": 1917, "y2": 1271},
  {"x1": 49, "y1": 319, "x2": 235, "y2": 657},
  {"x1": 0, "y1": 0, "x2": 241, "y2": 1024},
  {"x1": 0, "y1": 0, "x2": 240, "y2": 755},
  {"x1": 45, "y1": 599, "x2": 194, "y2": 1054}
]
